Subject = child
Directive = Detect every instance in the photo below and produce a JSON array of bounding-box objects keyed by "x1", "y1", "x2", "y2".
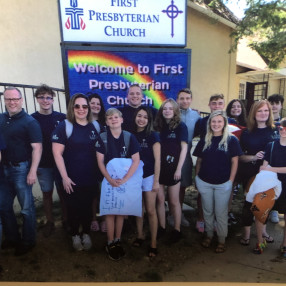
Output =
[
  {"x1": 96, "y1": 108, "x2": 140, "y2": 261},
  {"x1": 132, "y1": 107, "x2": 160, "y2": 257},
  {"x1": 260, "y1": 118, "x2": 286, "y2": 257},
  {"x1": 154, "y1": 99, "x2": 188, "y2": 243},
  {"x1": 193, "y1": 110, "x2": 242, "y2": 253}
]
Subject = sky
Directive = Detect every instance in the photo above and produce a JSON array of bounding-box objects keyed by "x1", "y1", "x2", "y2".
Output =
[{"x1": 224, "y1": 0, "x2": 248, "y2": 19}]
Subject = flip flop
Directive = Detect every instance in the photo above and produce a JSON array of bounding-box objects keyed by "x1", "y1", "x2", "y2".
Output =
[
  {"x1": 262, "y1": 235, "x2": 274, "y2": 243},
  {"x1": 148, "y1": 246, "x2": 158, "y2": 257},
  {"x1": 240, "y1": 237, "x2": 250, "y2": 246}
]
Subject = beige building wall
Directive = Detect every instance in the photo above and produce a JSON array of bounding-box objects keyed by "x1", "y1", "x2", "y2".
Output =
[
  {"x1": 0, "y1": 0, "x2": 63, "y2": 88},
  {"x1": 187, "y1": 7, "x2": 237, "y2": 112}
]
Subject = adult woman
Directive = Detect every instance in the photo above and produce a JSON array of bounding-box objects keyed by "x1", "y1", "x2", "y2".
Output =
[
  {"x1": 260, "y1": 118, "x2": 286, "y2": 257},
  {"x1": 193, "y1": 110, "x2": 242, "y2": 253},
  {"x1": 87, "y1": 93, "x2": 106, "y2": 232},
  {"x1": 154, "y1": 98, "x2": 188, "y2": 243},
  {"x1": 239, "y1": 100, "x2": 279, "y2": 250},
  {"x1": 226, "y1": 99, "x2": 247, "y2": 127},
  {"x1": 132, "y1": 107, "x2": 160, "y2": 257},
  {"x1": 52, "y1": 93, "x2": 101, "y2": 251}
]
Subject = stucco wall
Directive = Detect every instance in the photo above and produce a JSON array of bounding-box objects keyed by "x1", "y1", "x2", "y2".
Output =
[{"x1": 187, "y1": 7, "x2": 237, "y2": 112}]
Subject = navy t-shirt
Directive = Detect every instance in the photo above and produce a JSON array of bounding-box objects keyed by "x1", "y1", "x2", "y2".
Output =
[
  {"x1": 118, "y1": 105, "x2": 157, "y2": 133},
  {"x1": 52, "y1": 121, "x2": 100, "y2": 187},
  {"x1": 135, "y1": 130, "x2": 160, "y2": 178},
  {"x1": 240, "y1": 127, "x2": 279, "y2": 156},
  {"x1": 264, "y1": 140, "x2": 286, "y2": 183},
  {"x1": 96, "y1": 128, "x2": 140, "y2": 164},
  {"x1": 31, "y1": 111, "x2": 66, "y2": 168},
  {"x1": 0, "y1": 133, "x2": 5, "y2": 151},
  {"x1": 0, "y1": 110, "x2": 42, "y2": 163},
  {"x1": 193, "y1": 135, "x2": 243, "y2": 184}
]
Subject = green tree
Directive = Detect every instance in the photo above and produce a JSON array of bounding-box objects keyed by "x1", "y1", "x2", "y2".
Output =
[{"x1": 208, "y1": 0, "x2": 286, "y2": 69}]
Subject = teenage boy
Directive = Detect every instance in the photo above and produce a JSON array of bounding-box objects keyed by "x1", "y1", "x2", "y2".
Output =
[
  {"x1": 194, "y1": 93, "x2": 236, "y2": 232},
  {"x1": 96, "y1": 108, "x2": 140, "y2": 261},
  {"x1": 118, "y1": 84, "x2": 157, "y2": 132},
  {"x1": 268, "y1": 94, "x2": 284, "y2": 122},
  {"x1": 166, "y1": 89, "x2": 199, "y2": 227},
  {"x1": 268, "y1": 94, "x2": 284, "y2": 223},
  {"x1": 31, "y1": 85, "x2": 67, "y2": 236}
]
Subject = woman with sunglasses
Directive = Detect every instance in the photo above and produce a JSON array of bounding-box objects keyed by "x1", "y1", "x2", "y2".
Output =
[
  {"x1": 52, "y1": 93, "x2": 101, "y2": 251},
  {"x1": 238, "y1": 100, "x2": 279, "y2": 253},
  {"x1": 260, "y1": 119, "x2": 286, "y2": 257}
]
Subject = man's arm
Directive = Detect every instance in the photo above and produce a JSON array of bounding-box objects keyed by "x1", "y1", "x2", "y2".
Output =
[{"x1": 27, "y1": 142, "x2": 42, "y2": 185}]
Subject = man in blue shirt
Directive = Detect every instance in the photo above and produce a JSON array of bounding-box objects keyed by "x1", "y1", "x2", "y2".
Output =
[{"x1": 0, "y1": 87, "x2": 42, "y2": 256}]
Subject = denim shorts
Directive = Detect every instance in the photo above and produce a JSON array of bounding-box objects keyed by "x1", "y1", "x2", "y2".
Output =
[
  {"x1": 37, "y1": 168, "x2": 55, "y2": 192},
  {"x1": 142, "y1": 175, "x2": 154, "y2": 192}
]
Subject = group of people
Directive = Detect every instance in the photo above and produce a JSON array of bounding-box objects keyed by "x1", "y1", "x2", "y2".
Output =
[{"x1": 0, "y1": 84, "x2": 285, "y2": 265}]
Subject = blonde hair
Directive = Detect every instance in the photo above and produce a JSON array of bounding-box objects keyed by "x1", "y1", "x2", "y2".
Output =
[
  {"x1": 203, "y1": 110, "x2": 230, "y2": 152},
  {"x1": 105, "y1": 108, "x2": 122, "y2": 118},
  {"x1": 247, "y1": 100, "x2": 274, "y2": 132}
]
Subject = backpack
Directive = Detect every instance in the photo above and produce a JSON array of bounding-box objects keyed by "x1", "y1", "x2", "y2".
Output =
[
  {"x1": 100, "y1": 130, "x2": 131, "y2": 161},
  {"x1": 65, "y1": 119, "x2": 100, "y2": 138}
]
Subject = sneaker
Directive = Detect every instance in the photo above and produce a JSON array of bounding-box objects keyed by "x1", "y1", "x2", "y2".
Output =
[
  {"x1": 72, "y1": 235, "x2": 84, "y2": 251},
  {"x1": 196, "y1": 220, "x2": 205, "y2": 233},
  {"x1": 82, "y1": 233, "x2": 92, "y2": 250},
  {"x1": 114, "y1": 240, "x2": 125, "y2": 258},
  {"x1": 270, "y1": 210, "x2": 279, "y2": 223},
  {"x1": 43, "y1": 221, "x2": 55, "y2": 237},
  {"x1": 169, "y1": 229, "x2": 182, "y2": 244},
  {"x1": 181, "y1": 213, "x2": 190, "y2": 227},
  {"x1": 105, "y1": 242, "x2": 121, "y2": 261},
  {"x1": 167, "y1": 215, "x2": 174, "y2": 227}
]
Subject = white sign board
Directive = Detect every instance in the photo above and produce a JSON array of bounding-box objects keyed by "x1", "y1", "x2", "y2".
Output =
[
  {"x1": 59, "y1": 0, "x2": 186, "y2": 46},
  {"x1": 100, "y1": 158, "x2": 144, "y2": 216}
]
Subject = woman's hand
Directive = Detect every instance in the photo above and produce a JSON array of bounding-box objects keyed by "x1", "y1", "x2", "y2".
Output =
[
  {"x1": 174, "y1": 169, "x2": 181, "y2": 181},
  {"x1": 255, "y1": 151, "x2": 265, "y2": 161},
  {"x1": 108, "y1": 178, "x2": 121, "y2": 187},
  {"x1": 152, "y1": 181, "x2": 160, "y2": 192},
  {"x1": 62, "y1": 177, "x2": 76, "y2": 194}
]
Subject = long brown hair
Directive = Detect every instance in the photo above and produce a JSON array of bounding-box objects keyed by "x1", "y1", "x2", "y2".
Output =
[
  {"x1": 66, "y1": 93, "x2": 92, "y2": 124},
  {"x1": 247, "y1": 100, "x2": 274, "y2": 132},
  {"x1": 154, "y1": 98, "x2": 181, "y2": 131}
]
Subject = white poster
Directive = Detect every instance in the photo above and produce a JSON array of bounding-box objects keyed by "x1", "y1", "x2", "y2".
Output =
[{"x1": 100, "y1": 158, "x2": 144, "y2": 216}]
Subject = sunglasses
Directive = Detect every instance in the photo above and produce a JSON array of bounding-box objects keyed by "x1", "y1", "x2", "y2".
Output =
[
  {"x1": 74, "y1": 104, "x2": 89, "y2": 110},
  {"x1": 279, "y1": 126, "x2": 286, "y2": 132}
]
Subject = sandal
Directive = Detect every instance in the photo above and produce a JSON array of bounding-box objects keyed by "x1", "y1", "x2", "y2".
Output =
[
  {"x1": 280, "y1": 246, "x2": 286, "y2": 258},
  {"x1": 262, "y1": 235, "x2": 274, "y2": 243},
  {"x1": 90, "y1": 220, "x2": 100, "y2": 232},
  {"x1": 215, "y1": 243, "x2": 226, "y2": 253},
  {"x1": 148, "y1": 246, "x2": 158, "y2": 257},
  {"x1": 132, "y1": 238, "x2": 145, "y2": 247},
  {"x1": 240, "y1": 237, "x2": 250, "y2": 246},
  {"x1": 253, "y1": 242, "x2": 267, "y2": 254},
  {"x1": 201, "y1": 237, "x2": 212, "y2": 248}
]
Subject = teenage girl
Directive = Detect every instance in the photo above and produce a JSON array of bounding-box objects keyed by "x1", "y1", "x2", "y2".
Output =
[{"x1": 154, "y1": 98, "x2": 188, "y2": 243}]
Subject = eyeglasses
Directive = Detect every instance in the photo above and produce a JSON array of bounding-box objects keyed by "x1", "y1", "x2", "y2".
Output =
[
  {"x1": 4, "y1": 97, "x2": 22, "y2": 103},
  {"x1": 37, "y1": 96, "x2": 53, "y2": 101},
  {"x1": 74, "y1": 104, "x2": 89, "y2": 109},
  {"x1": 279, "y1": 126, "x2": 286, "y2": 132}
]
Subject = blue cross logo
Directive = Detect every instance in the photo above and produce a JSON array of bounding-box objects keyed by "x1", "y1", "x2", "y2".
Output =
[
  {"x1": 162, "y1": 0, "x2": 183, "y2": 37},
  {"x1": 65, "y1": 0, "x2": 86, "y2": 30}
]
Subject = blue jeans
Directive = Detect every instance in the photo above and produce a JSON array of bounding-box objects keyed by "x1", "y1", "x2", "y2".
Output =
[{"x1": 3, "y1": 161, "x2": 36, "y2": 245}]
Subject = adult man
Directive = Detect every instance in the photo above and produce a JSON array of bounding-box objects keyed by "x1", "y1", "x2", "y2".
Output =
[
  {"x1": 31, "y1": 84, "x2": 66, "y2": 237},
  {"x1": 174, "y1": 88, "x2": 200, "y2": 227},
  {"x1": 118, "y1": 84, "x2": 157, "y2": 132},
  {"x1": 268, "y1": 94, "x2": 284, "y2": 224},
  {"x1": 0, "y1": 87, "x2": 42, "y2": 255}
]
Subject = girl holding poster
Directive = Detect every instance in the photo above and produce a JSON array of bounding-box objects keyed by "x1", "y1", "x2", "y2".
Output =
[
  {"x1": 132, "y1": 107, "x2": 161, "y2": 257},
  {"x1": 154, "y1": 99, "x2": 188, "y2": 243}
]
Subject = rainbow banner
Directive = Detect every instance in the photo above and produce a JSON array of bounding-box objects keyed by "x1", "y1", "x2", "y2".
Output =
[{"x1": 64, "y1": 47, "x2": 191, "y2": 109}]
